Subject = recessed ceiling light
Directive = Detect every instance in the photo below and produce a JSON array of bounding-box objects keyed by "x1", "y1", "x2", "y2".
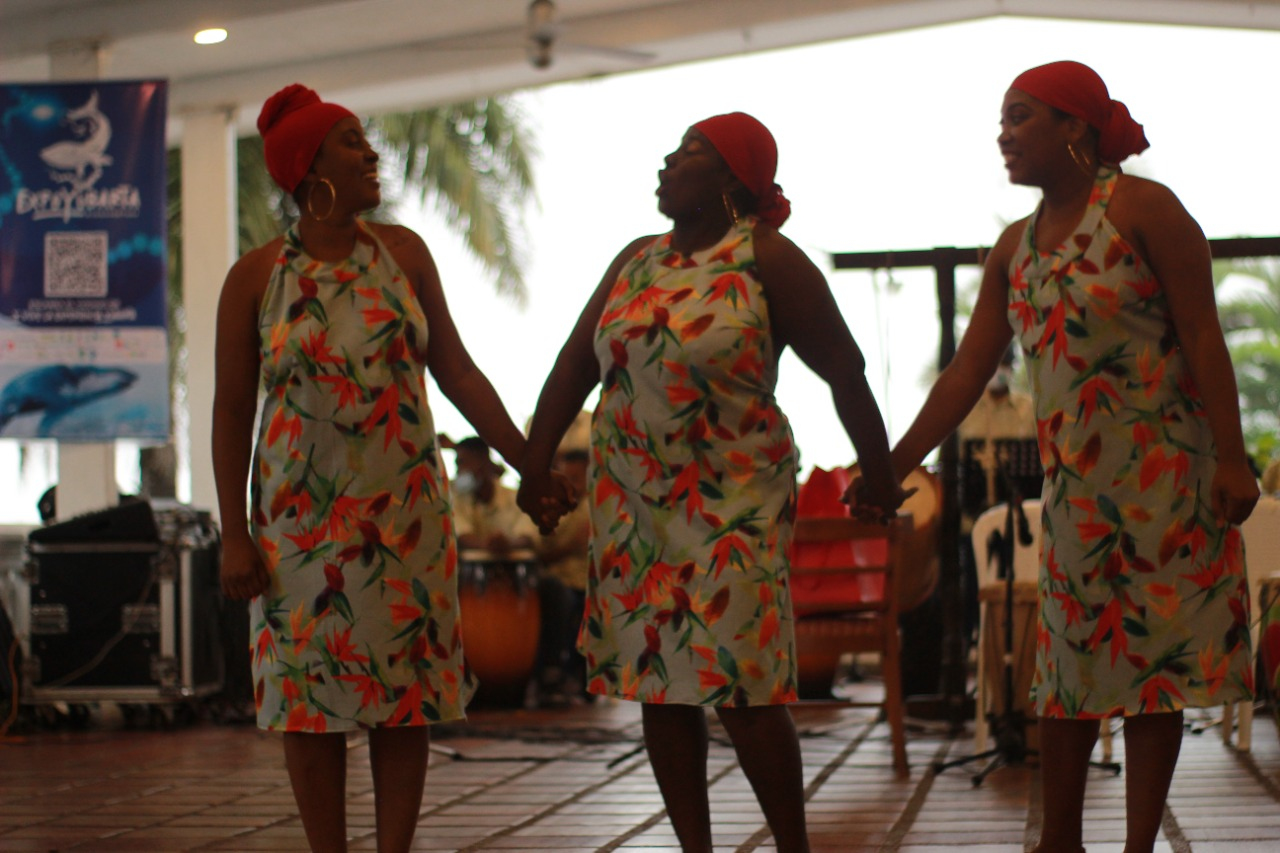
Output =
[{"x1": 194, "y1": 28, "x2": 227, "y2": 45}]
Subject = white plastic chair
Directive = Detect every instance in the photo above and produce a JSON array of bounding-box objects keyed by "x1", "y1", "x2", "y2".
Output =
[
  {"x1": 1224, "y1": 495, "x2": 1280, "y2": 751},
  {"x1": 971, "y1": 501, "x2": 1113, "y2": 760}
]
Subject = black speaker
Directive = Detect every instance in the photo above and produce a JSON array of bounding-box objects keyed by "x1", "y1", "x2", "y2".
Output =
[{"x1": 22, "y1": 526, "x2": 223, "y2": 700}]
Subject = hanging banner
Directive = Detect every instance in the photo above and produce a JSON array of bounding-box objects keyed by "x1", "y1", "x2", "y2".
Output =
[{"x1": 0, "y1": 79, "x2": 169, "y2": 441}]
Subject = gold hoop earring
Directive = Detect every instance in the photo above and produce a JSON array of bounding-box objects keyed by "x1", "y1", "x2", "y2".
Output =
[
  {"x1": 1066, "y1": 142, "x2": 1095, "y2": 178},
  {"x1": 307, "y1": 178, "x2": 337, "y2": 221},
  {"x1": 721, "y1": 190, "x2": 740, "y2": 225}
]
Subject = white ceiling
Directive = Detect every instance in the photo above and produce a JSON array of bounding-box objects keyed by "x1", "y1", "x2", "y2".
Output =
[{"x1": 4, "y1": 0, "x2": 1280, "y2": 137}]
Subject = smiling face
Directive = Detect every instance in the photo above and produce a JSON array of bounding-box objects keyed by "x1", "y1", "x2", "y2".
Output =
[
  {"x1": 305, "y1": 115, "x2": 381, "y2": 215},
  {"x1": 997, "y1": 89, "x2": 1083, "y2": 187},
  {"x1": 655, "y1": 128, "x2": 736, "y2": 222}
]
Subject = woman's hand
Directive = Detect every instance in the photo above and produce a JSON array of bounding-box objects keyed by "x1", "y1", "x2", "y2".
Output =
[
  {"x1": 1212, "y1": 459, "x2": 1260, "y2": 526},
  {"x1": 220, "y1": 530, "x2": 271, "y2": 601},
  {"x1": 842, "y1": 475, "x2": 914, "y2": 524},
  {"x1": 518, "y1": 468, "x2": 579, "y2": 534}
]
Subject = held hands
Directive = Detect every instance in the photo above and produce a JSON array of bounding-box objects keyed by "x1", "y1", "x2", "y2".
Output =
[
  {"x1": 842, "y1": 475, "x2": 914, "y2": 524},
  {"x1": 518, "y1": 468, "x2": 580, "y2": 535},
  {"x1": 220, "y1": 530, "x2": 271, "y2": 601}
]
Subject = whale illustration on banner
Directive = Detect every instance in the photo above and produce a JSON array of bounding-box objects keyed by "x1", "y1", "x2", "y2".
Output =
[
  {"x1": 38, "y1": 91, "x2": 113, "y2": 193},
  {"x1": 0, "y1": 364, "x2": 137, "y2": 435}
]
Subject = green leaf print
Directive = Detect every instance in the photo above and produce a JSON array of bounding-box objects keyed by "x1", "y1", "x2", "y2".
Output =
[
  {"x1": 310, "y1": 694, "x2": 339, "y2": 719},
  {"x1": 411, "y1": 577, "x2": 433, "y2": 611},
  {"x1": 1096, "y1": 494, "x2": 1122, "y2": 525},
  {"x1": 697, "y1": 480, "x2": 725, "y2": 501},
  {"x1": 390, "y1": 617, "x2": 426, "y2": 643},
  {"x1": 331, "y1": 591, "x2": 355, "y2": 625},
  {"x1": 649, "y1": 653, "x2": 670, "y2": 684},
  {"x1": 383, "y1": 287, "x2": 406, "y2": 316},
  {"x1": 716, "y1": 646, "x2": 739, "y2": 680},
  {"x1": 616, "y1": 368, "x2": 633, "y2": 398},
  {"x1": 304, "y1": 299, "x2": 329, "y2": 326},
  {"x1": 1121, "y1": 616, "x2": 1150, "y2": 637}
]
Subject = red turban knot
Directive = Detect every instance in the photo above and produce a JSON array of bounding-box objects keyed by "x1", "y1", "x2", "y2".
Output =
[
  {"x1": 1010, "y1": 61, "x2": 1149, "y2": 165},
  {"x1": 257, "y1": 84, "x2": 355, "y2": 193},
  {"x1": 692, "y1": 112, "x2": 791, "y2": 228}
]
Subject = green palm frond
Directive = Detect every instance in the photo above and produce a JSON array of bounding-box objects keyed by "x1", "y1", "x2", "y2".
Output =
[
  {"x1": 372, "y1": 96, "x2": 536, "y2": 303},
  {"x1": 235, "y1": 136, "x2": 290, "y2": 252},
  {"x1": 1213, "y1": 257, "x2": 1280, "y2": 464}
]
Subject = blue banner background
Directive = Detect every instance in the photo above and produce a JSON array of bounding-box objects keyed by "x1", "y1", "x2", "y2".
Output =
[{"x1": 0, "y1": 80, "x2": 169, "y2": 441}]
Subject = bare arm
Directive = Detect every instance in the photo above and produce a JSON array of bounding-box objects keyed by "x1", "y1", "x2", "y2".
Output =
[
  {"x1": 518, "y1": 237, "x2": 655, "y2": 525},
  {"x1": 376, "y1": 223, "x2": 527, "y2": 471},
  {"x1": 753, "y1": 226, "x2": 902, "y2": 512},
  {"x1": 212, "y1": 241, "x2": 277, "y2": 600},
  {"x1": 1112, "y1": 178, "x2": 1258, "y2": 524},
  {"x1": 890, "y1": 223, "x2": 1021, "y2": 479}
]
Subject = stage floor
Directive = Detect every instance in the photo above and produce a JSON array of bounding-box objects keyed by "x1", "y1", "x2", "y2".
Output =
[{"x1": 1, "y1": 698, "x2": 1278, "y2": 852}]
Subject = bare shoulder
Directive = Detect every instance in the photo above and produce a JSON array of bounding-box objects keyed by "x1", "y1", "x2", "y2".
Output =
[
  {"x1": 222, "y1": 236, "x2": 282, "y2": 301},
  {"x1": 989, "y1": 217, "x2": 1028, "y2": 266},
  {"x1": 1108, "y1": 174, "x2": 1203, "y2": 261},
  {"x1": 750, "y1": 223, "x2": 821, "y2": 294},
  {"x1": 599, "y1": 234, "x2": 661, "y2": 284},
  {"x1": 1113, "y1": 173, "x2": 1178, "y2": 203},
  {"x1": 1109, "y1": 174, "x2": 1185, "y2": 223},
  {"x1": 750, "y1": 221, "x2": 802, "y2": 264},
  {"x1": 366, "y1": 221, "x2": 431, "y2": 271},
  {"x1": 366, "y1": 220, "x2": 424, "y2": 251},
  {"x1": 614, "y1": 233, "x2": 661, "y2": 266}
]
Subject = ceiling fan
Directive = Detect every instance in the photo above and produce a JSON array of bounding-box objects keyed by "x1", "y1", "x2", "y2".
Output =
[
  {"x1": 525, "y1": 0, "x2": 560, "y2": 69},
  {"x1": 525, "y1": 0, "x2": 656, "y2": 70},
  {"x1": 427, "y1": 0, "x2": 655, "y2": 71}
]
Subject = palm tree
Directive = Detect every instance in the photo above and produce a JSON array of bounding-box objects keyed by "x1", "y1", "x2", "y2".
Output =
[
  {"x1": 373, "y1": 98, "x2": 536, "y2": 303},
  {"x1": 1214, "y1": 258, "x2": 1280, "y2": 468},
  {"x1": 142, "y1": 95, "x2": 537, "y2": 496}
]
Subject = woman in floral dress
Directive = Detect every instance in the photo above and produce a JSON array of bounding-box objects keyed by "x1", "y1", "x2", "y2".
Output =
[
  {"x1": 519, "y1": 113, "x2": 905, "y2": 853},
  {"x1": 212, "y1": 84, "x2": 529, "y2": 853},
  {"x1": 880, "y1": 62, "x2": 1258, "y2": 853}
]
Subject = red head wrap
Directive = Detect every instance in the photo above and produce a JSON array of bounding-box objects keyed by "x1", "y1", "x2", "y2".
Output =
[
  {"x1": 1010, "y1": 61, "x2": 1149, "y2": 165},
  {"x1": 257, "y1": 84, "x2": 355, "y2": 193},
  {"x1": 692, "y1": 112, "x2": 791, "y2": 228}
]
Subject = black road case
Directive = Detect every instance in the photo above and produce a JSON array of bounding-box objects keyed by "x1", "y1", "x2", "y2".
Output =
[{"x1": 14, "y1": 504, "x2": 223, "y2": 705}]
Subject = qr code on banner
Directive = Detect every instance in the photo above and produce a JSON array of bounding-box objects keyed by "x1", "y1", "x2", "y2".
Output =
[{"x1": 44, "y1": 231, "x2": 108, "y2": 298}]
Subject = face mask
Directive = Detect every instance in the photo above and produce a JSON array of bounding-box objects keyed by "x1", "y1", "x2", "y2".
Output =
[{"x1": 453, "y1": 471, "x2": 478, "y2": 496}]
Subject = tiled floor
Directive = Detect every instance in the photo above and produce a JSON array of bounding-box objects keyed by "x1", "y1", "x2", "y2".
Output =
[{"x1": 1, "y1": 699, "x2": 1278, "y2": 852}]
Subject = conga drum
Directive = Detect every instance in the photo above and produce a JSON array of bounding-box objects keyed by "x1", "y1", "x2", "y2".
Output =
[
  {"x1": 457, "y1": 549, "x2": 541, "y2": 707},
  {"x1": 895, "y1": 466, "x2": 941, "y2": 612}
]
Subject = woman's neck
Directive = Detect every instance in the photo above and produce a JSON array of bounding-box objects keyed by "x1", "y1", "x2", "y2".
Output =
[
  {"x1": 669, "y1": 209, "x2": 735, "y2": 256},
  {"x1": 297, "y1": 214, "x2": 359, "y2": 262},
  {"x1": 1039, "y1": 166, "x2": 1096, "y2": 216}
]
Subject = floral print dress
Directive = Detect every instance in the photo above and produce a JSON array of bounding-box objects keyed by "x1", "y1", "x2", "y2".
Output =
[
  {"x1": 583, "y1": 217, "x2": 800, "y2": 707},
  {"x1": 249, "y1": 221, "x2": 473, "y2": 731},
  {"x1": 1012, "y1": 168, "x2": 1252, "y2": 718}
]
